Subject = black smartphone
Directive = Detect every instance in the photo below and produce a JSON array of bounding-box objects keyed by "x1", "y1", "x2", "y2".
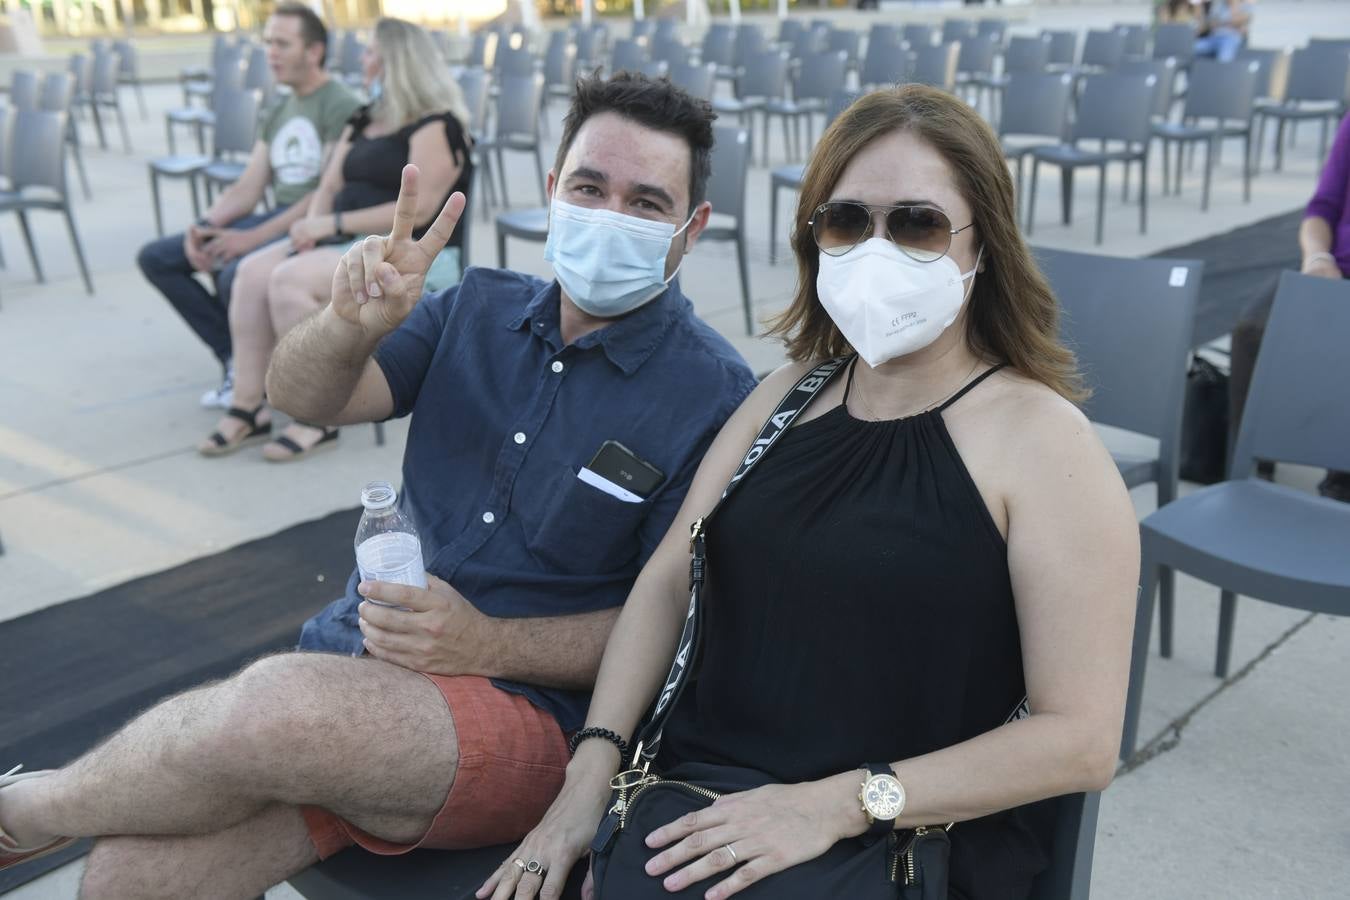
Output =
[{"x1": 587, "y1": 440, "x2": 665, "y2": 499}]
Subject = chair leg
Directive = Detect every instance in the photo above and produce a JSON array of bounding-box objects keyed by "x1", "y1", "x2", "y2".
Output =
[
  {"x1": 1253, "y1": 114, "x2": 1265, "y2": 172},
  {"x1": 1318, "y1": 116, "x2": 1331, "y2": 163},
  {"x1": 15, "y1": 210, "x2": 44, "y2": 283},
  {"x1": 1013, "y1": 155, "x2": 1025, "y2": 221},
  {"x1": 1201, "y1": 135, "x2": 1215, "y2": 212},
  {"x1": 1059, "y1": 166, "x2": 1073, "y2": 226},
  {"x1": 115, "y1": 102, "x2": 132, "y2": 154},
  {"x1": 373, "y1": 422, "x2": 386, "y2": 447},
  {"x1": 1242, "y1": 131, "x2": 1252, "y2": 203},
  {"x1": 166, "y1": 116, "x2": 177, "y2": 155},
  {"x1": 1274, "y1": 117, "x2": 1285, "y2": 171},
  {"x1": 1158, "y1": 566, "x2": 1175, "y2": 658},
  {"x1": 769, "y1": 184, "x2": 779, "y2": 266},
  {"x1": 533, "y1": 146, "x2": 546, "y2": 205},
  {"x1": 1120, "y1": 559, "x2": 1161, "y2": 760},
  {"x1": 761, "y1": 111, "x2": 771, "y2": 167},
  {"x1": 1094, "y1": 164, "x2": 1105, "y2": 245},
  {"x1": 1025, "y1": 158, "x2": 1040, "y2": 235},
  {"x1": 1139, "y1": 153, "x2": 1149, "y2": 234},
  {"x1": 1161, "y1": 137, "x2": 1171, "y2": 193},
  {"x1": 150, "y1": 170, "x2": 164, "y2": 238},
  {"x1": 189, "y1": 175, "x2": 202, "y2": 220},
  {"x1": 1215, "y1": 590, "x2": 1238, "y2": 678},
  {"x1": 134, "y1": 82, "x2": 147, "y2": 120},
  {"x1": 735, "y1": 232, "x2": 752, "y2": 336},
  {"x1": 64, "y1": 204, "x2": 94, "y2": 295},
  {"x1": 1121, "y1": 145, "x2": 1131, "y2": 202},
  {"x1": 69, "y1": 134, "x2": 92, "y2": 201},
  {"x1": 497, "y1": 230, "x2": 507, "y2": 269},
  {"x1": 89, "y1": 99, "x2": 108, "y2": 150},
  {"x1": 496, "y1": 148, "x2": 509, "y2": 207}
]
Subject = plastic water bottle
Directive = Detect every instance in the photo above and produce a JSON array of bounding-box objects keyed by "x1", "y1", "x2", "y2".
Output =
[{"x1": 354, "y1": 481, "x2": 428, "y2": 594}]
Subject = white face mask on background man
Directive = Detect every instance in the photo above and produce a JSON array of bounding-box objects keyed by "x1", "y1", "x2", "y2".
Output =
[
  {"x1": 543, "y1": 199, "x2": 693, "y2": 318},
  {"x1": 816, "y1": 238, "x2": 983, "y2": 368}
]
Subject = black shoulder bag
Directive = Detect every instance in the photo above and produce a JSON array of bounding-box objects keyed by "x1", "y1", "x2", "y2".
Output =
[{"x1": 588, "y1": 358, "x2": 1029, "y2": 899}]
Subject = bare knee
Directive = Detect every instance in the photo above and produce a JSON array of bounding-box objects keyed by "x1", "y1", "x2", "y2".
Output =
[
  {"x1": 81, "y1": 837, "x2": 168, "y2": 900},
  {"x1": 267, "y1": 264, "x2": 324, "y2": 325}
]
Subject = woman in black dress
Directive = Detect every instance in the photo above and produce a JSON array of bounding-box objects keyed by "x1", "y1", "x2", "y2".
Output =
[
  {"x1": 482, "y1": 85, "x2": 1140, "y2": 900},
  {"x1": 201, "y1": 17, "x2": 472, "y2": 461}
]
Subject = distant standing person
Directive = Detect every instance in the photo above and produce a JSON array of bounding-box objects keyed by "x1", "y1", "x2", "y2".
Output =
[
  {"x1": 1230, "y1": 110, "x2": 1349, "y2": 500},
  {"x1": 136, "y1": 3, "x2": 361, "y2": 411}
]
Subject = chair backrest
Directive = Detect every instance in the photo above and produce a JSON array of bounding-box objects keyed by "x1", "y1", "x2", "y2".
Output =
[
  {"x1": 211, "y1": 86, "x2": 260, "y2": 157},
  {"x1": 860, "y1": 33, "x2": 912, "y2": 87},
  {"x1": 212, "y1": 46, "x2": 246, "y2": 92},
  {"x1": 1036, "y1": 247, "x2": 1201, "y2": 458},
  {"x1": 1074, "y1": 73, "x2": 1157, "y2": 144},
  {"x1": 493, "y1": 72, "x2": 544, "y2": 140},
  {"x1": 654, "y1": 19, "x2": 680, "y2": 43},
  {"x1": 631, "y1": 18, "x2": 656, "y2": 41},
  {"x1": 1284, "y1": 45, "x2": 1350, "y2": 104},
  {"x1": 243, "y1": 44, "x2": 272, "y2": 92},
  {"x1": 544, "y1": 28, "x2": 571, "y2": 59},
  {"x1": 67, "y1": 53, "x2": 91, "y2": 97},
  {"x1": 707, "y1": 124, "x2": 750, "y2": 223},
  {"x1": 777, "y1": 18, "x2": 804, "y2": 46},
  {"x1": 611, "y1": 37, "x2": 649, "y2": 74},
  {"x1": 977, "y1": 18, "x2": 1008, "y2": 47},
  {"x1": 10, "y1": 108, "x2": 69, "y2": 195},
  {"x1": 1182, "y1": 58, "x2": 1258, "y2": 122},
  {"x1": 1306, "y1": 37, "x2": 1350, "y2": 56},
  {"x1": 1117, "y1": 57, "x2": 1179, "y2": 119},
  {"x1": 575, "y1": 24, "x2": 610, "y2": 66},
  {"x1": 456, "y1": 67, "x2": 490, "y2": 134},
  {"x1": 1005, "y1": 34, "x2": 1051, "y2": 74},
  {"x1": 911, "y1": 42, "x2": 960, "y2": 92},
  {"x1": 734, "y1": 24, "x2": 766, "y2": 67},
  {"x1": 700, "y1": 24, "x2": 735, "y2": 68},
  {"x1": 1027, "y1": 792, "x2": 1102, "y2": 900},
  {"x1": 1081, "y1": 29, "x2": 1126, "y2": 69},
  {"x1": 902, "y1": 23, "x2": 936, "y2": 49},
  {"x1": 39, "y1": 71, "x2": 74, "y2": 114},
  {"x1": 1235, "y1": 47, "x2": 1281, "y2": 101},
  {"x1": 793, "y1": 51, "x2": 848, "y2": 103},
  {"x1": 9, "y1": 69, "x2": 39, "y2": 110},
  {"x1": 826, "y1": 28, "x2": 860, "y2": 64},
  {"x1": 941, "y1": 19, "x2": 976, "y2": 46},
  {"x1": 957, "y1": 34, "x2": 998, "y2": 77},
  {"x1": 1153, "y1": 22, "x2": 1194, "y2": 63},
  {"x1": 736, "y1": 49, "x2": 788, "y2": 101},
  {"x1": 496, "y1": 42, "x2": 536, "y2": 78},
  {"x1": 1231, "y1": 272, "x2": 1350, "y2": 478},
  {"x1": 1000, "y1": 72, "x2": 1074, "y2": 140},
  {"x1": 669, "y1": 60, "x2": 717, "y2": 101},
  {"x1": 113, "y1": 39, "x2": 138, "y2": 77},
  {"x1": 651, "y1": 35, "x2": 688, "y2": 67},
  {"x1": 470, "y1": 30, "x2": 499, "y2": 69},
  {"x1": 791, "y1": 26, "x2": 826, "y2": 59},
  {"x1": 867, "y1": 23, "x2": 899, "y2": 55},
  {"x1": 1115, "y1": 23, "x2": 1149, "y2": 58},
  {"x1": 544, "y1": 40, "x2": 577, "y2": 90},
  {"x1": 0, "y1": 104, "x2": 10, "y2": 180},
  {"x1": 1042, "y1": 29, "x2": 1078, "y2": 67},
  {"x1": 91, "y1": 46, "x2": 119, "y2": 95},
  {"x1": 826, "y1": 88, "x2": 860, "y2": 125}
]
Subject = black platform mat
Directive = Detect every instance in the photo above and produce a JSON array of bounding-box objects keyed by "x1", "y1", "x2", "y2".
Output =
[
  {"x1": 0, "y1": 506, "x2": 362, "y2": 893},
  {"x1": 1147, "y1": 208, "x2": 1305, "y2": 346}
]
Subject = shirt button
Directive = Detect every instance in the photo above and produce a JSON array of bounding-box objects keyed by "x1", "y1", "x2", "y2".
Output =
[
  {"x1": 514, "y1": 432, "x2": 526, "y2": 444},
  {"x1": 482, "y1": 511, "x2": 495, "y2": 524},
  {"x1": 551, "y1": 361, "x2": 564, "y2": 374}
]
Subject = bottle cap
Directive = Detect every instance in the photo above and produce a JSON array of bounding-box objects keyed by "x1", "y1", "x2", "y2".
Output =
[{"x1": 360, "y1": 480, "x2": 397, "y2": 511}]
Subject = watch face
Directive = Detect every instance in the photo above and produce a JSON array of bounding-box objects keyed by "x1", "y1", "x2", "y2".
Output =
[{"x1": 863, "y1": 774, "x2": 905, "y2": 820}]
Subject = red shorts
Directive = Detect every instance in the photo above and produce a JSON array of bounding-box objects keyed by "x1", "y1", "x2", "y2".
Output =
[{"x1": 302, "y1": 674, "x2": 571, "y2": 859}]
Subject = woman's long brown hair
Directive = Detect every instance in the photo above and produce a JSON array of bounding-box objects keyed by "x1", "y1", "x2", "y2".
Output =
[{"x1": 768, "y1": 85, "x2": 1087, "y2": 403}]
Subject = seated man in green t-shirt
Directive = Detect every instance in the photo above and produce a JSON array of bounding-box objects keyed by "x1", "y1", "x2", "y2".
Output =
[{"x1": 136, "y1": 2, "x2": 361, "y2": 411}]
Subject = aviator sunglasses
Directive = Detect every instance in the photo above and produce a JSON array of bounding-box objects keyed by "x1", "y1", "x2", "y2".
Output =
[{"x1": 809, "y1": 201, "x2": 974, "y2": 263}]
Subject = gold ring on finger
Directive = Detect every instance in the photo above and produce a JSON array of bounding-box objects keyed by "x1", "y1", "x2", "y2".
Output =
[
  {"x1": 512, "y1": 858, "x2": 527, "y2": 872},
  {"x1": 724, "y1": 843, "x2": 738, "y2": 864}
]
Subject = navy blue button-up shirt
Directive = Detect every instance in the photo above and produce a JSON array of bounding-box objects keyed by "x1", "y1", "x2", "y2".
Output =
[{"x1": 299, "y1": 266, "x2": 756, "y2": 732}]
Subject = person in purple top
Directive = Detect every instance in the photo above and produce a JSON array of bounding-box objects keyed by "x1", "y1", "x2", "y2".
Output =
[{"x1": 1231, "y1": 112, "x2": 1350, "y2": 500}]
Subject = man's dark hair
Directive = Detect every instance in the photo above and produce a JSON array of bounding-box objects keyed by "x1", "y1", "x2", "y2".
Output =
[
  {"x1": 554, "y1": 72, "x2": 716, "y2": 215},
  {"x1": 272, "y1": 2, "x2": 329, "y2": 67}
]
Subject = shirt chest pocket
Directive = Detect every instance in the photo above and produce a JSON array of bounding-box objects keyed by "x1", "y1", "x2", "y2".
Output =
[{"x1": 527, "y1": 464, "x2": 651, "y2": 575}]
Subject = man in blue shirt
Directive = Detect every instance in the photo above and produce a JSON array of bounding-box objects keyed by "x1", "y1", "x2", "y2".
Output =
[{"x1": 0, "y1": 75, "x2": 755, "y2": 895}]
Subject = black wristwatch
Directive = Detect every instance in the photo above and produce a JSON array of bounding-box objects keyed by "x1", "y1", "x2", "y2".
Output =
[
  {"x1": 333, "y1": 210, "x2": 344, "y2": 236},
  {"x1": 857, "y1": 762, "x2": 906, "y2": 844}
]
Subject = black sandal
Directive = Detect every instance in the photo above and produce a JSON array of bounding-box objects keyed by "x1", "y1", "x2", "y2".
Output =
[
  {"x1": 199, "y1": 404, "x2": 272, "y2": 457},
  {"x1": 262, "y1": 424, "x2": 340, "y2": 463}
]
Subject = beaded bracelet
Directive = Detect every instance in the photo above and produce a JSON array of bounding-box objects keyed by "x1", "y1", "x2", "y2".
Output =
[{"x1": 568, "y1": 726, "x2": 629, "y2": 757}]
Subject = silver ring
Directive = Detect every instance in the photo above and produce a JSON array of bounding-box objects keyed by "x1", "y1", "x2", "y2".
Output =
[
  {"x1": 724, "y1": 843, "x2": 738, "y2": 864},
  {"x1": 512, "y1": 859, "x2": 527, "y2": 872},
  {"x1": 525, "y1": 859, "x2": 548, "y2": 876}
]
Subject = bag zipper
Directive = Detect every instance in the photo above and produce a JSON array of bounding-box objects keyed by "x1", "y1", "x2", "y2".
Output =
[
  {"x1": 611, "y1": 775, "x2": 722, "y2": 832},
  {"x1": 889, "y1": 826, "x2": 929, "y2": 885}
]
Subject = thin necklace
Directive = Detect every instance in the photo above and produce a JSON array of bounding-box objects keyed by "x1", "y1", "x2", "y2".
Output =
[{"x1": 852, "y1": 358, "x2": 983, "y2": 422}]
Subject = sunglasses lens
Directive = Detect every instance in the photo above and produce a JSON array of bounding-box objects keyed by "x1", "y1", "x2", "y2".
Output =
[
  {"x1": 886, "y1": 206, "x2": 952, "y2": 262},
  {"x1": 812, "y1": 203, "x2": 871, "y2": 256}
]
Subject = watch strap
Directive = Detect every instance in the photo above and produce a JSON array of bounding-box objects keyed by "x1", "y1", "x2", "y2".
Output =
[{"x1": 860, "y1": 762, "x2": 897, "y2": 843}]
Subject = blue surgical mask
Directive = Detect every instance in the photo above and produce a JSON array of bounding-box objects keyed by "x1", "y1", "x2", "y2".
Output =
[
  {"x1": 368, "y1": 77, "x2": 383, "y2": 103},
  {"x1": 543, "y1": 199, "x2": 693, "y2": 318}
]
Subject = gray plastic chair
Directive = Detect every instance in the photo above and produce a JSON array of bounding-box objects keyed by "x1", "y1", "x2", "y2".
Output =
[
  {"x1": 574, "y1": 25, "x2": 610, "y2": 72},
  {"x1": 651, "y1": 35, "x2": 689, "y2": 69},
  {"x1": 1153, "y1": 23, "x2": 1196, "y2": 67},
  {"x1": 1027, "y1": 73, "x2": 1156, "y2": 244},
  {"x1": 776, "y1": 17, "x2": 804, "y2": 49},
  {"x1": 167, "y1": 46, "x2": 243, "y2": 155},
  {"x1": 477, "y1": 72, "x2": 547, "y2": 208},
  {"x1": 1114, "y1": 24, "x2": 1150, "y2": 60},
  {"x1": 669, "y1": 60, "x2": 717, "y2": 102},
  {"x1": 1042, "y1": 29, "x2": 1078, "y2": 70},
  {"x1": 1258, "y1": 45, "x2": 1350, "y2": 171},
  {"x1": 1000, "y1": 72, "x2": 1075, "y2": 215},
  {"x1": 941, "y1": 19, "x2": 976, "y2": 47},
  {"x1": 1152, "y1": 58, "x2": 1259, "y2": 211},
  {"x1": 1235, "y1": 47, "x2": 1282, "y2": 169},
  {"x1": 495, "y1": 43, "x2": 538, "y2": 81},
  {"x1": 468, "y1": 30, "x2": 499, "y2": 69},
  {"x1": 201, "y1": 88, "x2": 261, "y2": 200},
  {"x1": 543, "y1": 37, "x2": 577, "y2": 104},
  {"x1": 977, "y1": 18, "x2": 1008, "y2": 48},
  {"x1": 711, "y1": 49, "x2": 788, "y2": 164},
  {"x1": 825, "y1": 28, "x2": 861, "y2": 74},
  {"x1": 911, "y1": 42, "x2": 961, "y2": 93},
  {"x1": 902, "y1": 23, "x2": 936, "y2": 49},
  {"x1": 1120, "y1": 272, "x2": 1350, "y2": 760},
  {"x1": 703, "y1": 124, "x2": 754, "y2": 334},
  {"x1": 150, "y1": 84, "x2": 253, "y2": 236},
  {"x1": 859, "y1": 32, "x2": 914, "y2": 90},
  {"x1": 38, "y1": 71, "x2": 91, "y2": 202},
  {"x1": 698, "y1": 24, "x2": 735, "y2": 74},
  {"x1": 1075, "y1": 29, "x2": 1126, "y2": 74},
  {"x1": 610, "y1": 37, "x2": 649, "y2": 74},
  {"x1": 456, "y1": 68, "x2": 494, "y2": 212},
  {"x1": 90, "y1": 46, "x2": 132, "y2": 153},
  {"x1": 768, "y1": 89, "x2": 858, "y2": 266},
  {"x1": 764, "y1": 50, "x2": 847, "y2": 162},
  {"x1": 0, "y1": 108, "x2": 93, "y2": 293},
  {"x1": 9, "y1": 69, "x2": 38, "y2": 110},
  {"x1": 631, "y1": 18, "x2": 656, "y2": 41},
  {"x1": 111, "y1": 39, "x2": 147, "y2": 120}
]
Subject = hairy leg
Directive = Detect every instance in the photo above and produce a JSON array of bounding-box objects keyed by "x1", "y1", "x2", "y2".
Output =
[
  {"x1": 0, "y1": 653, "x2": 457, "y2": 849},
  {"x1": 79, "y1": 803, "x2": 317, "y2": 900}
]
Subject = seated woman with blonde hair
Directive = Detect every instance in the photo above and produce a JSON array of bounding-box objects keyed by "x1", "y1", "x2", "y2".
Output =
[
  {"x1": 479, "y1": 84, "x2": 1139, "y2": 900},
  {"x1": 200, "y1": 17, "x2": 473, "y2": 460}
]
